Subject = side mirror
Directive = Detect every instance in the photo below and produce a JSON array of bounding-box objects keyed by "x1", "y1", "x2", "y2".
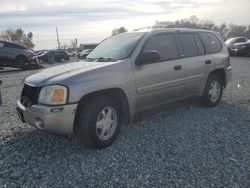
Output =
[{"x1": 136, "y1": 50, "x2": 160, "y2": 65}]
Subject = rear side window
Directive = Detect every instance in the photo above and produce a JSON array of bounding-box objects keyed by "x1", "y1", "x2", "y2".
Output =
[
  {"x1": 144, "y1": 33, "x2": 179, "y2": 61},
  {"x1": 0, "y1": 42, "x2": 4, "y2": 48},
  {"x1": 199, "y1": 32, "x2": 222, "y2": 54},
  {"x1": 179, "y1": 34, "x2": 198, "y2": 57},
  {"x1": 3, "y1": 42, "x2": 26, "y2": 49},
  {"x1": 235, "y1": 38, "x2": 247, "y2": 43}
]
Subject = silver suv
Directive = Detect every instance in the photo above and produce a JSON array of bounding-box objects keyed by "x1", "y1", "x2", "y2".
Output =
[{"x1": 16, "y1": 28, "x2": 232, "y2": 148}]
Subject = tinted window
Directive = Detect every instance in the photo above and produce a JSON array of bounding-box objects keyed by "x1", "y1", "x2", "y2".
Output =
[
  {"x1": 194, "y1": 35, "x2": 205, "y2": 55},
  {"x1": 144, "y1": 34, "x2": 178, "y2": 61},
  {"x1": 180, "y1": 34, "x2": 198, "y2": 57},
  {"x1": 235, "y1": 38, "x2": 246, "y2": 43},
  {"x1": 3, "y1": 42, "x2": 26, "y2": 49},
  {"x1": 0, "y1": 42, "x2": 4, "y2": 48},
  {"x1": 199, "y1": 32, "x2": 222, "y2": 54}
]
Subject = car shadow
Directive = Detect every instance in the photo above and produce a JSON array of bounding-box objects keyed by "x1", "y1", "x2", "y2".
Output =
[{"x1": 0, "y1": 68, "x2": 27, "y2": 74}]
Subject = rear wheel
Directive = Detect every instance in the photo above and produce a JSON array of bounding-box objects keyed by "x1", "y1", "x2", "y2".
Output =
[
  {"x1": 76, "y1": 96, "x2": 121, "y2": 148},
  {"x1": 15, "y1": 56, "x2": 28, "y2": 67},
  {"x1": 201, "y1": 75, "x2": 223, "y2": 107},
  {"x1": 60, "y1": 58, "x2": 66, "y2": 63}
]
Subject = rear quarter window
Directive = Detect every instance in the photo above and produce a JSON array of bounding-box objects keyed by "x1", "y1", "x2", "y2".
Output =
[{"x1": 199, "y1": 32, "x2": 222, "y2": 54}]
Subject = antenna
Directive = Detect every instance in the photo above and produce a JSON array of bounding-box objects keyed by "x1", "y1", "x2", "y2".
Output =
[{"x1": 56, "y1": 27, "x2": 60, "y2": 49}]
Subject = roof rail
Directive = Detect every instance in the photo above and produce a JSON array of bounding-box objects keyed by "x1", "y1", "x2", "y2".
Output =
[{"x1": 133, "y1": 26, "x2": 154, "y2": 31}]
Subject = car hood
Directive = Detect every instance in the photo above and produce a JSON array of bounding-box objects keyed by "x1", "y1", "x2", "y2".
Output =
[{"x1": 24, "y1": 61, "x2": 117, "y2": 87}]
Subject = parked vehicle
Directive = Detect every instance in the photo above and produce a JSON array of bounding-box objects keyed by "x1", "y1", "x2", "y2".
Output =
[
  {"x1": 225, "y1": 37, "x2": 248, "y2": 55},
  {"x1": 0, "y1": 40, "x2": 39, "y2": 69},
  {"x1": 67, "y1": 50, "x2": 78, "y2": 57},
  {"x1": 0, "y1": 80, "x2": 2, "y2": 105},
  {"x1": 78, "y1": 49, "x2": 93, "y2": 59},
  {"x1": 16, "y1": 28, "x2": 232, "y2": 148},
  {"x1": 231, "y1": 40, "x2": 250, "y2": 56},
  {"x1": 37, "y1": 50, "x2": 70, "y2": 63}
]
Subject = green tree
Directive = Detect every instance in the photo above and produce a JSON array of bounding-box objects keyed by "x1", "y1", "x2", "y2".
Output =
[{"x1": 0, "y1": 28, "x2": 35, "y2": 49}]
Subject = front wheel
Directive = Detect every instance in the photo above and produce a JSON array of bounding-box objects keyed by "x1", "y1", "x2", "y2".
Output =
[
  {"x1": 201, "y1": 75, "x2": 223, "y2": 107},
  {"x1": 76, "y1": 96, "x2": 121, "y2": 148}
]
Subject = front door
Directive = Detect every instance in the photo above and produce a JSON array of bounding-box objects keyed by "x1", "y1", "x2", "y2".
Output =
[{"x1": 134, "y1": 32, "x2": 186, "y2": 111}]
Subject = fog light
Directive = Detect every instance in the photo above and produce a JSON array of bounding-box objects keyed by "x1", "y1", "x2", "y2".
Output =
[{"x1": 35, "y1": 118, "x2": 45, "y2": 129}]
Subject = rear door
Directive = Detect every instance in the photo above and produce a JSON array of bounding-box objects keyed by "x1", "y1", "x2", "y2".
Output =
[
  {"x1": 178, "y1": 32, "x2": 210, "y2": 96},
  {"x1": 179, "y1": 32, "x2": 223, "y2": 96},
  {"x1": 134, "y1": 32, "x2": 186, "y2": 111}
]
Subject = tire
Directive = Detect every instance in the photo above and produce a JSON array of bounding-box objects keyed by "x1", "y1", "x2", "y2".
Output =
[
  {"x1": 76, "y1": 96, "x2": 121, "y2": 148},
  {"x1": 60, "y1": 58, "x2": 66, "y2": 63},
  {"x1": 201, "y1": 74, "x2": 223, "y2": 107},
  {"x1": 15, "y1": 55, "x2": 28, "y2": 67}
]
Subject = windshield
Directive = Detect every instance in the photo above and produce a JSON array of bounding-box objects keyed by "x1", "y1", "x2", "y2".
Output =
[{"x1": 87, "y1": 32, "x2": 145, "y2": 61}]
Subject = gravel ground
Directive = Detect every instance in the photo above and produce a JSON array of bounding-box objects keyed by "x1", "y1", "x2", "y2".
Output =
[{"x1": 0, "y1": 57, "x2": 250, "y2": 187}]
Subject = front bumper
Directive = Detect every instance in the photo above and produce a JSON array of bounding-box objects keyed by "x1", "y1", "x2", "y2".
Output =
[{"x1": 16, "y1": 98, "x2": 77, "y2": 134}]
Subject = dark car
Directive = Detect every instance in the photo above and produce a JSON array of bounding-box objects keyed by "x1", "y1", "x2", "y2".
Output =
[
  {"x1": 231, "y1": 40, "x2": 250, "y2": 56},
  {"x1": 0, "y1": 40, "x2": 40, "y2": 69},
  {"x1": 37, "y1": 50, "x2": 70, "y2": 63},
  {"x1": 78, "y1": 49, "x2": 93, "y2": 59},
  {"x1": 0, "y1": 80, "x2": 2, "y2": 105},
  {"x1": 225, "y1": 37, "x2": 248, "y2": 55}
]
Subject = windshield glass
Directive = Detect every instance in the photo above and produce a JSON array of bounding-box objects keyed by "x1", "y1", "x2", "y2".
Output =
[{"x1": 87, "y1": 32, "x2": 145, "y2": 61}]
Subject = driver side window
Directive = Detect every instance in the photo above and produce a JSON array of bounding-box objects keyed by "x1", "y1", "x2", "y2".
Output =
[{"x1": 143, "y1": 33, "x2": 179, "y2": 61}]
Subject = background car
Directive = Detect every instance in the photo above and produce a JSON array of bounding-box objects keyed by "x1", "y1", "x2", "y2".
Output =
[
  {"x1": 0, "y1": 80, "x2": 2, "y2": 105},
  {"x1": 67, "y1": 50, "x2": 78, "y2": 57},
  {"x1": 37, "y1": 50, "x2": 70, "y2": 63},
  {"x1": 231, "y1": 40, "x2": 250, "y2": 56},
  {"x1": 0, "y1": 40, "x2": 36, "y2": 69},
  {"x1": 78, "y1": 49, "x2": 93, "y2": 59},
  {"x1": 225, "y1": 37, "x2": 248, "y2": 55}
]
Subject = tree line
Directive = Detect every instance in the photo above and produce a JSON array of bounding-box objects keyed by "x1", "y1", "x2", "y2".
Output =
[
  {"x1": 112, "y1": 15, "x2": 250, "y2": 40},
  {"x1": 1, "y1": 15, "x2": 249, "y2": 49}
]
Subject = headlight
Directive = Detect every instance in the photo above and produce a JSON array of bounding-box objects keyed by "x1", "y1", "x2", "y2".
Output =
[{"x1": 38, "y1": 85, "x2": 68, "y2": 105}]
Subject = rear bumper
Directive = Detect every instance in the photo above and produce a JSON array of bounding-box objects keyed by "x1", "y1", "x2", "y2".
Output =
[{"x1": 16, "y1": 98, "x2": 77, "y2": 134}]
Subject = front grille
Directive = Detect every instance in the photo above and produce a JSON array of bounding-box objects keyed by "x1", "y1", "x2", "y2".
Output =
[{"x1": 21, "y1": 84, "x2": 41, "y2": 106}]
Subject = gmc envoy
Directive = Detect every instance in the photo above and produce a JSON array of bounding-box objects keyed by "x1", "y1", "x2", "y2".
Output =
[{"x1": 17, "y1": 28, "x2": 232, "y2": 148}]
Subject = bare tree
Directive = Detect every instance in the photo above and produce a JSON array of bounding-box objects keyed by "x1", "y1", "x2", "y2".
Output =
[{"x1": 0, "y1": 28, "x2": 35, "y2": 49}]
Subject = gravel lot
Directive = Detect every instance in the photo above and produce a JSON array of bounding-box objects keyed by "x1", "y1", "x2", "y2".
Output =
[{"x1": 0, "y1": 57, "x2": 250, "y2": 187}]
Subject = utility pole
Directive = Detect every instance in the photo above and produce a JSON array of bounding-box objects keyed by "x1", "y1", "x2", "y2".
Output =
[{"x1": 56, "y1": 27, "x2": 60, "y2": 50}]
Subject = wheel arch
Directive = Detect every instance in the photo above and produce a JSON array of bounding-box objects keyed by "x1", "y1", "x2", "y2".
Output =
[
  {"x1": 15, "y1": 54, "x2": 27, "y2": 61},
  {"x1": 208, "y1": 68, "x2": 226, "y2": 88},
  {"x1": 73, "y1": 88, "x2": 130, "y2": 131}
]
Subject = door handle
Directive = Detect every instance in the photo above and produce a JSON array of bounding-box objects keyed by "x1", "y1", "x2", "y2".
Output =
[
  {"x1": 205, "y1": 60, "x2": 212, "y2": 64},
  {"x1": 174, "y1": 65, "x2": 182, "y2": 70}
]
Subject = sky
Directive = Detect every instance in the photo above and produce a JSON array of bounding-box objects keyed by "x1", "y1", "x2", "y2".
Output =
[{"x1": 0, "y1": 0, "x2": 249, "y2": 50}]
